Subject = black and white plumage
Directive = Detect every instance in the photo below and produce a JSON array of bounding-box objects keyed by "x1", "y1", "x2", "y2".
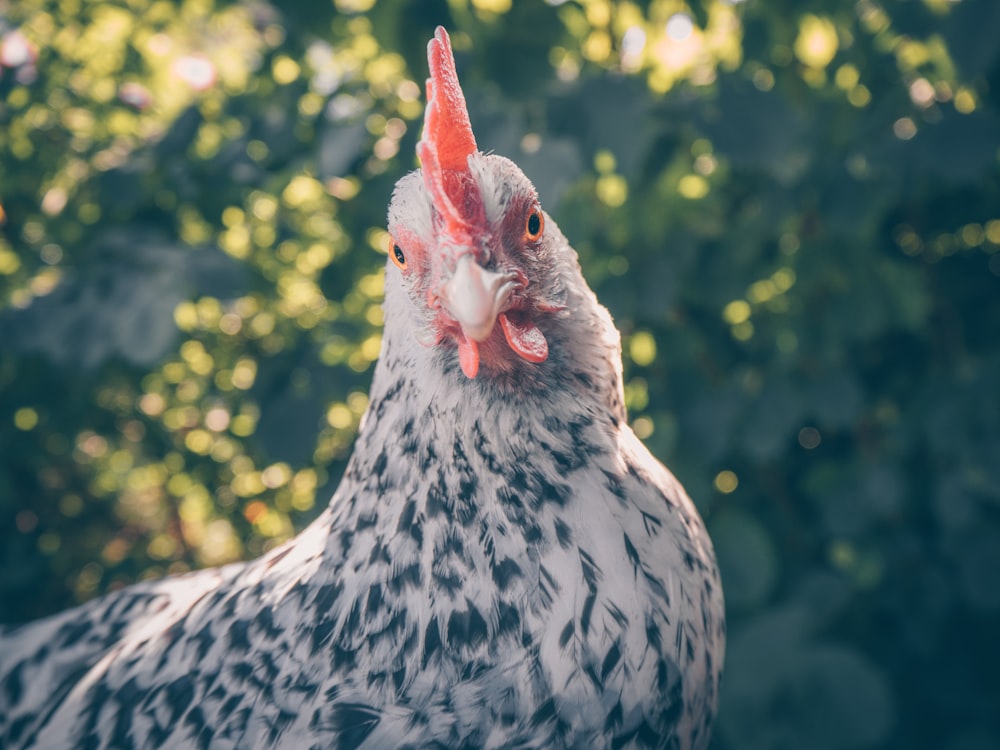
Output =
[{"x1": 0, "y1": 28, "x2": 724, "y2": 750}]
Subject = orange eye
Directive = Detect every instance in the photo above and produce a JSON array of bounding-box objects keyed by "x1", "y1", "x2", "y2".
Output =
[
  {"x1": 525, "y1": 208, "x2": 544, "y2": 242},
  {"x1": 388, "y1": 235, "x2": 407, "y2": 270}
]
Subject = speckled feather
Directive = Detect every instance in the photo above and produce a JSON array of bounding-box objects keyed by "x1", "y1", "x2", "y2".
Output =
[{"x1": 0, "y1": 30, "x2": 723, "y2": 750}]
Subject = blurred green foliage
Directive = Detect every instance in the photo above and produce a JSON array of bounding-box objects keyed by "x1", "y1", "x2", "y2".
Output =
[{"x1": 1, "y1": 1, "x2": 999, "y2": 749}]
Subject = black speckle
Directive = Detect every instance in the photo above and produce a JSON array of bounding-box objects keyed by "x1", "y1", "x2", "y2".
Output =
[
  {"x1": 538, "y1": 476, "x2": 571, "y2": 507},
  {"x1": 657, "y1": 656, "x2": 682, "y2": 698},
  {"x1": 219, "y1": 592, "x2": 239, "y2": 619},
  {"x1": 368, "y1": 541, "x2": 390, "y2": 566},
  {"x1": 396, "y1": 499, "x2": 416, "y2": 532},
  {"x1": 258, "y1": 650, "x2": 280, "y2": 682},
  {"x1": 230, "y1": 661, "x2": 254, "y2": 683},
  {"x1": 538, "y1": 565, "x2": 560, "y2": 604},
  {"x1": 472, "y1": 419, "x2": 504, "y2": 475},
  {"x1": 422, "y1": 617, "x2": 441, "y2": 668},
  {"x1": 447, "y1": 604, "x2": 488, "y2": 649},
  {"x1": 355, "y1": 510, "x2": 378, "y2": 532},
  {"x1": 332, "y1": 643, "x2": 356, "y2": 670},
  {"x1": 453, "y1": 435, "x2": 469, "y2": 464},
  {"x1": 338, "y1": 528, "x2": 355, "y2": 554},
  {"x1": 644, "y1": 569, "x2": 670, "y2": 605},
  {"x1": 626, "y1": 460, "x2": 643, "y2": 480},
  {"x1": 167, "y1": 675, "x2": 195, "y2": 723},
  {"x1": 418, "y1": 437, "x2": 438, "y2": 472},
  {"x1": 656, "y1": 664, "x2": 685, "y2": 732},
  {"x1": 603, "y1": 471, "x2": 628, "y2": 502},
  {"x1": 605, "y1": 601, "x2": 628, "y2": 630},
  {"x1": 312, "y1": 617, "x2": 335, "y2": 655},
  {"x1": 623, "y1": 533, "x2": 641, "y2": 571},
  {"x1": 509, "y1": 464, "x2": 529, "y2": 494},
  {"x1": 683, "y1": 550, "x2": 697, "y2": 571},
  {"x1": 7, "y1": 714, "x2": 33, "y2": 745},
  {"x1": 370, "y1": 611, "x2": 405, "y2": 647},
  {"x1": 640, "y1": 510, "x2": 663, "y2": 536},
  {"x1": 366, "y1": 583, "x2": 383, "y2": 614},
  {"x1": 228, "y1": 619, "x2": 251, "y2": 650},
  {"x1": 580, "y1": 592, "x2": 596, "y2": 636},
  {"x1": 268, "y1": 709, "x2": 296, "y2": 744},
  {"x1": 579, "y1": 549, "x2": 600, "y2": 592},
  {"x1": 604, "y1": 701, "x2": 624, "y2": 732},
  {"x1": 639, "y1": 718, "x2": 664, "y2": 747},
  {"x1": 371, "y1": 380, "x2": 403, "y2": 421},
  {"x1": 496, "y1": 601, "x2": 521, "y2": 636},
  {"x1": 548, "y1": 446, "x2": 582, "y2": 473},
  {"x1": 531, "y1": 697, "x2": 557, "y2": 727},
  {"x1": 221, "y1": 693, "x2": 242, "y2": 716},
  {"x1": 57, "y1": 619, "x2": 92, "y2": 647},
  {"x1": 183, "y1": 705, "x2": 212, "y2": 750},
  {"x1": 81, "y1": 682, "x2": 110, "y2": 738},
  {"x1": 396, "y1": 500, "x2": 423, "y2": 544},
  {"x1": 568, "y1": 416, "x2": 598, "y2": 456},
  {"x1": 554, "y1": 518, "x2": 572, "y2": 548},
  {"x1": 426, "y1": 473, "x2": 446, "y2": 517},
  {"x1": 458, "y1": 472, "x2": 478, "y2": 505},
  {"x1": 460, "y1": 658, "x2": 491, "y2": 682},
  {"x1": 183, "y1": 621, "x2": 210, "y2": 661},
  {"x1": 433, "y1": 530, "x2": 465, "y2": 564},
  {"x1": 330, "y1": 703, "x2": 381, "y2": 750},
  {"x1": 601, "y1": 641, "x2": 622, "y2": 680},
  {"x1": 400, "y1": 623, "x2": 419, "y2": 656},
  {"x1": 455, "y1": 491, "x2": 478, "y2": 527},
  {"x1": 496, "y1": 486, "x2": 522, "y2": 510},
  {"x1": 558, "y1": 620, "x2": 574, "y2": 649},
  {"x1": 255, "y1": 605, "x2": 279, "y2": 638},
  {"x1": 344, "y1": 600, "x2": 363, "y2": 635},
  {"x1": 523, "y1": 523, "x2": 543, "y2": 543},
  {"x1": 4, "y1": 660, "x2": 23, "y2": 705},
  {"x1": 611, "y1": 725, "x2": 639, "y2": 750},
  {"x1": 491, "y1": 558, "x2": 522, "y2": 590},
  {"x1": 387, "y1": 563, "x2": 421, "y2": 594},
  {"x1": 431, "y1": 566, "x2": 463, "y2": 593}
]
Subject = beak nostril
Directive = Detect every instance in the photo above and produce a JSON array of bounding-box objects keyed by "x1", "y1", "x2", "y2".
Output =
[{"x1": 479, "y1": 239, "x2": 492, "y2": 266}]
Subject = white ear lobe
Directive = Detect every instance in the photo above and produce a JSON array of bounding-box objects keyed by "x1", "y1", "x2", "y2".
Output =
[{"x1": 413, "y1": 322, "x2": 437, "y2": 347}]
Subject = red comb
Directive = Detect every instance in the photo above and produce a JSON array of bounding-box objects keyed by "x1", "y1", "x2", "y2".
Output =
[
  {"x1": 418, "y1": 27, "x2": 483, "y2": 246},
  {"x1": 422, "y1": 27, "x2": 477, "y2": 172}
]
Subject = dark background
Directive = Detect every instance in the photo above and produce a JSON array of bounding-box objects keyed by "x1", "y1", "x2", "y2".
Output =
[{"x1": 2, "y1": 1, "x2": 999, "y2": 749}]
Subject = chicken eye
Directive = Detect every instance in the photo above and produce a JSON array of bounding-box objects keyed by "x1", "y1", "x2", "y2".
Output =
[
  {"x1": 389, "y1": 236, "x2": 407, "y2": 270},
  {"x1": 525, "y1": 208, "x2": 544, "y2": 242}
]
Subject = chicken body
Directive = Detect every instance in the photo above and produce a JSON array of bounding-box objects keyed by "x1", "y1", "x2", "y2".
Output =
[{"x1": 0, "y1": 28, "x2": 723, "y2": 750}]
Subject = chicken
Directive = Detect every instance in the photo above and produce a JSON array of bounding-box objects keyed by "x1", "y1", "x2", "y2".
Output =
[{"x1": 0, "y1": 27, "x2": 724, "y2": 750}]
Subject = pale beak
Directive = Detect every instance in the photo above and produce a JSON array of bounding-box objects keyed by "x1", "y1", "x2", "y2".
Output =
[{"x1": 441, "y1": 254, "x2": 518, "y2": 342}]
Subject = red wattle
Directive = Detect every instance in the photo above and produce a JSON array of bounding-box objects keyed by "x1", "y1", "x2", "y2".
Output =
[
  {"x1": 457, "y1": 336, "x2": 480, "y2": 378},
  {"x1": 499, "y1": 313, "x2": 548, "y2": 363}
]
